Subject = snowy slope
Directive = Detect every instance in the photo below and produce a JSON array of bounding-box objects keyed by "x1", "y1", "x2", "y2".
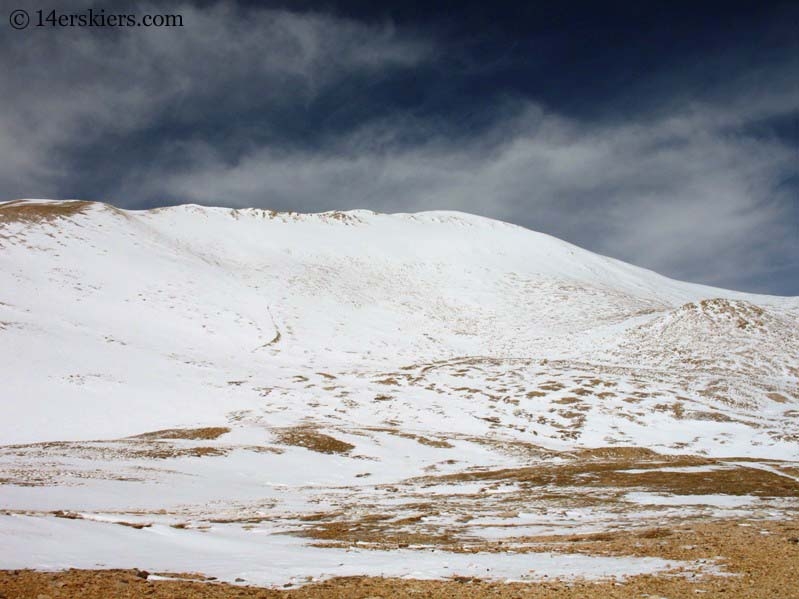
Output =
[
  {"x1": 0, "y1": 199, "x2": 796, "y2": 448},
  {"x1": 1, "y1": 198, "x2": 798, "y2": 586}
]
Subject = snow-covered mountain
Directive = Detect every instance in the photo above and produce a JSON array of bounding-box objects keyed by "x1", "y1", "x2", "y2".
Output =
[
  {"x1": 1, "y1": 198, "x2": 798, "y2": 586},
  {"x1": 1, "y1": 198, "x2": 796, "y2": 452}
]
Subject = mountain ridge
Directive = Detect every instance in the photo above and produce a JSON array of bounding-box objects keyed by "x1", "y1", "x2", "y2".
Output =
[
  {"x1": 2, "y1": 198, "x2": 798, "y2": 588},
  {"x1": 1, "y1": 197, "x2": 796, "y2": 452}
]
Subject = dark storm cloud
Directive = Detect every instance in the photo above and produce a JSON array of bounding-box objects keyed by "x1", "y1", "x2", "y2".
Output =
[
  {"x1": 0, "y1": 1, "x2": 430, "y2": 196},
  {"x1": 1, "y1": 0, "x2": 797, "y2": 294}
]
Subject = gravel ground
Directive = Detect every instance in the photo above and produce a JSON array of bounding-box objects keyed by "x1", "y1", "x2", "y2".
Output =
[{"x1": 2, "y1": 517, "x2": 798, "y2": 598}]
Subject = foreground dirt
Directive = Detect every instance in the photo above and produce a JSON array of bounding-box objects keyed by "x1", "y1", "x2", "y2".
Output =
[{"x1": 2, "y1": 517, "x2": 798, "y2": 598}]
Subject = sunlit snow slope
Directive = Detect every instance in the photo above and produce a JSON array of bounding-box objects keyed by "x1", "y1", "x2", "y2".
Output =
[
  {"x1": 1, "y1": 199, "x2": 797, "y2": 454},
  {"x1": 3, "y1": 198, "x2": 799, "y2": 587}
]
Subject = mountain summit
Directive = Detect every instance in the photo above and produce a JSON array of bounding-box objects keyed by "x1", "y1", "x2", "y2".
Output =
[{"x1": 1, "y1": 199, "x2": 796, "y2": 452}]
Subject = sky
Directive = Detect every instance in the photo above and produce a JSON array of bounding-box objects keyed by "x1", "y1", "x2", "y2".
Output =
[{"x1": 2, "y1": 0, "x2": 798, "y2": 295}]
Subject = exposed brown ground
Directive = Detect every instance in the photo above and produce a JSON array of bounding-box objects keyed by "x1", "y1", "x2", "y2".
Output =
[
  {"x1": 366, "y1": 427, "x2": 454, "y2": 448},
  {"x1": 2, "y1": 438, "x2": 797, "y2": 597},
  {"x1": 1, "y1": 518, "x2": 798, "y2": 598},
  {"x1": 129, "y1": 427, "x2": 231, "y2": 441},
  {"x1": 272, "y1": 427, "x2": 354, "y2": 455},
  {"x1": 0, "y1": 200, "x2": 92, "y2": 224},
  {"x1": 420, "y1": 450, "x2": 799, "y2": 498}
]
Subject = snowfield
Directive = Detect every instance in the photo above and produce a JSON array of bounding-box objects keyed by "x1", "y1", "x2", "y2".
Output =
[{"x1": 0, "y1": 199, "x2": 797, "y2": 587}]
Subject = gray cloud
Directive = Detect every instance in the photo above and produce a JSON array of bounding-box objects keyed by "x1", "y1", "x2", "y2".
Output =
[
  {"x1": 1, "y1": 1, "x2": 429, "y2": 197},
  {"x1": 128, "y1": 93, "x2": 797, "y2": 292},
  {"x1": 2, "y1": 1, "x2": 797, "y2": 294}
]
